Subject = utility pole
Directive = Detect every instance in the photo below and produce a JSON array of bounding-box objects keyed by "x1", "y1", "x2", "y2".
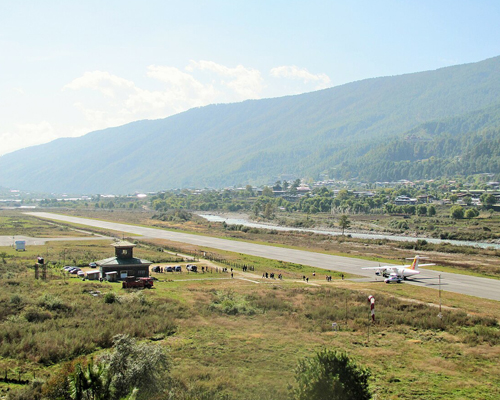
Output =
[
  {"x1": 438, "y1": 274, "x2": 442, "y2": 319},
  {"x1": 345, "y1": 291, "x2": 348, "y2": 325}
]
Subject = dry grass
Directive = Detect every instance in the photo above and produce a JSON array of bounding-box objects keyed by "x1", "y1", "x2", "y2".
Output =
[{"x1": 2, "y1": 209, "x2": 500, "y2": 399}]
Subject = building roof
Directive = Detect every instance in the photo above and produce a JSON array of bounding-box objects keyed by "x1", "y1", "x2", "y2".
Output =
[
  {"x1": 96, "y1": 256, "x2": 152, "y2": 267},
  {"x1": 111, "y1": 241, "x2": 136, "y2": 249}
]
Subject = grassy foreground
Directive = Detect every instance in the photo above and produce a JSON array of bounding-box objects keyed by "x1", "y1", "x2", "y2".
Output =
[{"x1": 1, "y1": 211, "x2": 500, "y2": 399}]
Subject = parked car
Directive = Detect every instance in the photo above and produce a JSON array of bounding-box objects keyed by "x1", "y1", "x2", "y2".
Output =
[
  {"x1": 165, "y1": 266, "x2": 174, "y2": 272},
  {"x1": 151, "y1": 266, "x2": 161, "y2": 273},
  {"x1": 174, "y1": 265, "x2": 182, "y2": 272},
  {"x1": 384, "y1": 274, "x2": 402, "y2": 284},
  {"x1": 186, "y1": 264, "x2": 197, "y2": 272},
  {"x1": 89, "y1": 262, "x2": 98, "y2": 267}
]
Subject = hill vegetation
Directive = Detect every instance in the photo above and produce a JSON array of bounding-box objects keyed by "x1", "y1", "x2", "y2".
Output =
[{"x1": 1, "y1": 56, "x2": 500, "y2": 193}]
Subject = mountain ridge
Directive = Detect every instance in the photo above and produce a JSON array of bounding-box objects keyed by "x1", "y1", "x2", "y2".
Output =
[{"x1": 1, "y1": 56, "x2": 500, "y2": 193}]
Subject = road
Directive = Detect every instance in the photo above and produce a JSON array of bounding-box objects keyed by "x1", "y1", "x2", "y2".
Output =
[{"x1": 26, "y1": 212, "x2": 500, "y2": 301}]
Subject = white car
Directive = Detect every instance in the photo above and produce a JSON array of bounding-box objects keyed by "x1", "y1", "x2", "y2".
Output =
[{"x1": 384, "y1": 275, "x2": 402, "y2": 284}]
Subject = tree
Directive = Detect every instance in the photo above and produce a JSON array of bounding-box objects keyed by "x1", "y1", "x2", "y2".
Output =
[
  {"x1": 262, "y1": 186, "x2": 273, "y2": 197},
  {"x1": 427, "y1": 205, "x2": 436, "y2": 217},
  {"x1": 480, "y1": 193, "x2": 497, "y2": 209},
  {"x1": 338, "y1": 215, "x2": 351, "y2": 235},
  {"x1": 245, "y1": 185, "x2": 254, "y2": 197},
  {"x1": 252, "y1": 202, "x2": 261, "y2": 217},
  {"x1": 292, "y1": 349, "x2": 371, "y2": 400},
  {"x1": 450, "y1": 205, "x2": 464, "y2": 219},
  {"x1": 416, "y1": 205, "x2": 427, "y2": 216},
  {"x1": 99, "y1": 334, "x2": 171, "y2": 400},
  {"x1": 464, "y1": 209, "x2": 477, "y2": 219},
  {"x1": 69, "y1": 359, "x2": 111, "y2": 400},
  {"x1": 263, "y1": 202, "x2": 274, "y2": 219},
  {"x1": 449, "y1": 194, "x2": 458, "y2": 204}
]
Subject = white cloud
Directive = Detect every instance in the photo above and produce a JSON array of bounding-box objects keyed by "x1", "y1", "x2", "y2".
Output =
[
  {"x1": 270, "y1": 65, "x2": 331, "y2": 89},
  {"x1": 64, "y1": 71, "x2": 135, "y2": 98},
  {"x1": 0, "y1": 121, "x2": 58, "y2": 156},
  {"x1": 187, "y1": 60, "x2": 264, "y2": 99},
  {"x1": 62, "y1": 62, "x2": 266, "y2": 129}
]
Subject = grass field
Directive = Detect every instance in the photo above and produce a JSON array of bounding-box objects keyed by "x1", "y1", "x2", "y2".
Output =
[{"x1": 1, "y1": 210, "x2": 500, "y2": 399}]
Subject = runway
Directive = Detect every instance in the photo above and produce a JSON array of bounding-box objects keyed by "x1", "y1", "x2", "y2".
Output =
[{"x1": 26, "y1": 212, "x2": 500, "y2": 301}]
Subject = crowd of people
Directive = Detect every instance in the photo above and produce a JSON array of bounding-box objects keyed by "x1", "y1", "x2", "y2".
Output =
[{"x1": 262, "y1": 272, "x2": 283, "y2": 280}]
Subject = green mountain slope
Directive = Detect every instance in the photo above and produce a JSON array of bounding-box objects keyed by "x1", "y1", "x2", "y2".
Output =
[
  {"x1": 1, "y1": 56, "x2": 500, "y2": 193},
  {"x1": 332, "y1": 104, "x2": 500, "y2": 181}
]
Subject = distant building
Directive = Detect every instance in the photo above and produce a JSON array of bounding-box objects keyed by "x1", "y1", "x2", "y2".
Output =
[
  {"x1": 96, "y1": 241, "x2": 152, "y2": 280},
  {"x1": 394, "y1": 196, "x2": 417, "y2": 205},
  {"x1": 296, "y1": 185, "x2": 311, "y2": 194},
  {"x1": 417, "y1": 195, "x2": 435, "y2": 204}
]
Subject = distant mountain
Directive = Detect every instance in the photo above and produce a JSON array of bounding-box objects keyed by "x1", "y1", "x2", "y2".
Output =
[
  {"x1": 332, "y1": 103, "x2": 500, "y2": 181},
  {"x1": 1, "y1": 56, "x2": 500, "y2": 194}
]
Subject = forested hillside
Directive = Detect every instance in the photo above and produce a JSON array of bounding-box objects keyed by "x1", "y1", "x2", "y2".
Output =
[
  {"x1": 1, "y1": 56, "x2": 500, "y2": 193},
  {"x1": 331, "y1": 104, "x2": 500, "y2": 181}
]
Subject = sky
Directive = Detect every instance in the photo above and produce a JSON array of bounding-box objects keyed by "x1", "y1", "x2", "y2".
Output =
[{"x1": 1, "y1": 0, "x2": 500, "y2": 156}]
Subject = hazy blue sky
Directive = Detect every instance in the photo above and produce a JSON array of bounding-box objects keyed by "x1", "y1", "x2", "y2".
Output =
[{"x1": 1, "y1": 1, "x2": 499, "y2": 155}]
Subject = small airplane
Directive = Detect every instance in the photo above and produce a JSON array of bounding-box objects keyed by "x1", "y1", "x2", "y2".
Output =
[{"x1": 363, "y1": 255, "x2": 434, "y2": 280}]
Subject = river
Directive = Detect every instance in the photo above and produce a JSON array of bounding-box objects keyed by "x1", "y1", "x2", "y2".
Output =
[{"x1": 198, "y1": 214, "x2": 500, "y2": 250}]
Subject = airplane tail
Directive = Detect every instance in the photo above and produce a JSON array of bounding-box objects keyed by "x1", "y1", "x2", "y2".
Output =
[{"x1": 409, "y1": 256, "x2": 419, "y2": 270}]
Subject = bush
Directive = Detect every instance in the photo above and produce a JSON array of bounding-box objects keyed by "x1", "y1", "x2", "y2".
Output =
[
  {"x1": 209, "y1": 290, "x2": 257, "y2": 315},
  {"x1": 38, "y1": 294, "x2": 66, "y2": 311},
  {"x1": 104, "y1": 292, "x2": 119, "y2": 304},
  {"x1": 292, "y1": 349, "x2": 371, "y2": 400},
  {"x1": 23, "y1": 307, "x2": 52, "y2": 323},
  {"x1": 450, "y1": 205, "x2": 464, "y2": 219},
  {"x1": 10, "y1": 294, "x2": 23, "y2": 306}
]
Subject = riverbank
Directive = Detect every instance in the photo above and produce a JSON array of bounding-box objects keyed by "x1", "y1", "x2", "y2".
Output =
[{"x1": 197, "y1": 212, "x2": 500, "y2": 250}]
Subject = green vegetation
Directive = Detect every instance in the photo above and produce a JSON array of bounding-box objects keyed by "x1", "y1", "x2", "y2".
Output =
[
  {"x1": 292, "y1": 349, "x2": 371, "y2": 400},
  {"x1": 1, "y1": 215, "x2": 500, "y2": 399}
]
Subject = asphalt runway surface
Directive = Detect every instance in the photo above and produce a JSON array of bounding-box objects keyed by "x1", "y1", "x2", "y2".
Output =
[{"x1": 26, "y1": 212, "x2": 500, "y2": 301}]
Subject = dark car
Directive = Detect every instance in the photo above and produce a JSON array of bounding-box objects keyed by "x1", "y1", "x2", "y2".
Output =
[
  {"x1": 186, "y1": 264, "x2": 197, "y2": 272},
  {"x1": 165, "y1": 266, "x2": 174, "y2": 272},
  {"x1": 174, "y1": 265, "x2": 182, "y2": 272}
]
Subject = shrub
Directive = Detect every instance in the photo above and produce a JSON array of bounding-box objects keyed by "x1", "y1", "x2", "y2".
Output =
[
  {"x1": 450, "y1": 205, "x2": 464, "y2": 219},
  {"x1": 38, "y1": 294, "x2": 66, "y2": 311},
  {"x1": 292, "y1": 349, "x2": 371, "y2": 400},
  {"x1": 209, "y1": 290, "x2": 257, "y2": 315},
  {"x1": 10, "y1": 294, "x2": 23, "y2": 306},
  {"x1": 23, "y1": 307, "x2": 52, "y2": 323},
  {"x1": 104, "y1": 292, "x2": 119, "y2": 304}
]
